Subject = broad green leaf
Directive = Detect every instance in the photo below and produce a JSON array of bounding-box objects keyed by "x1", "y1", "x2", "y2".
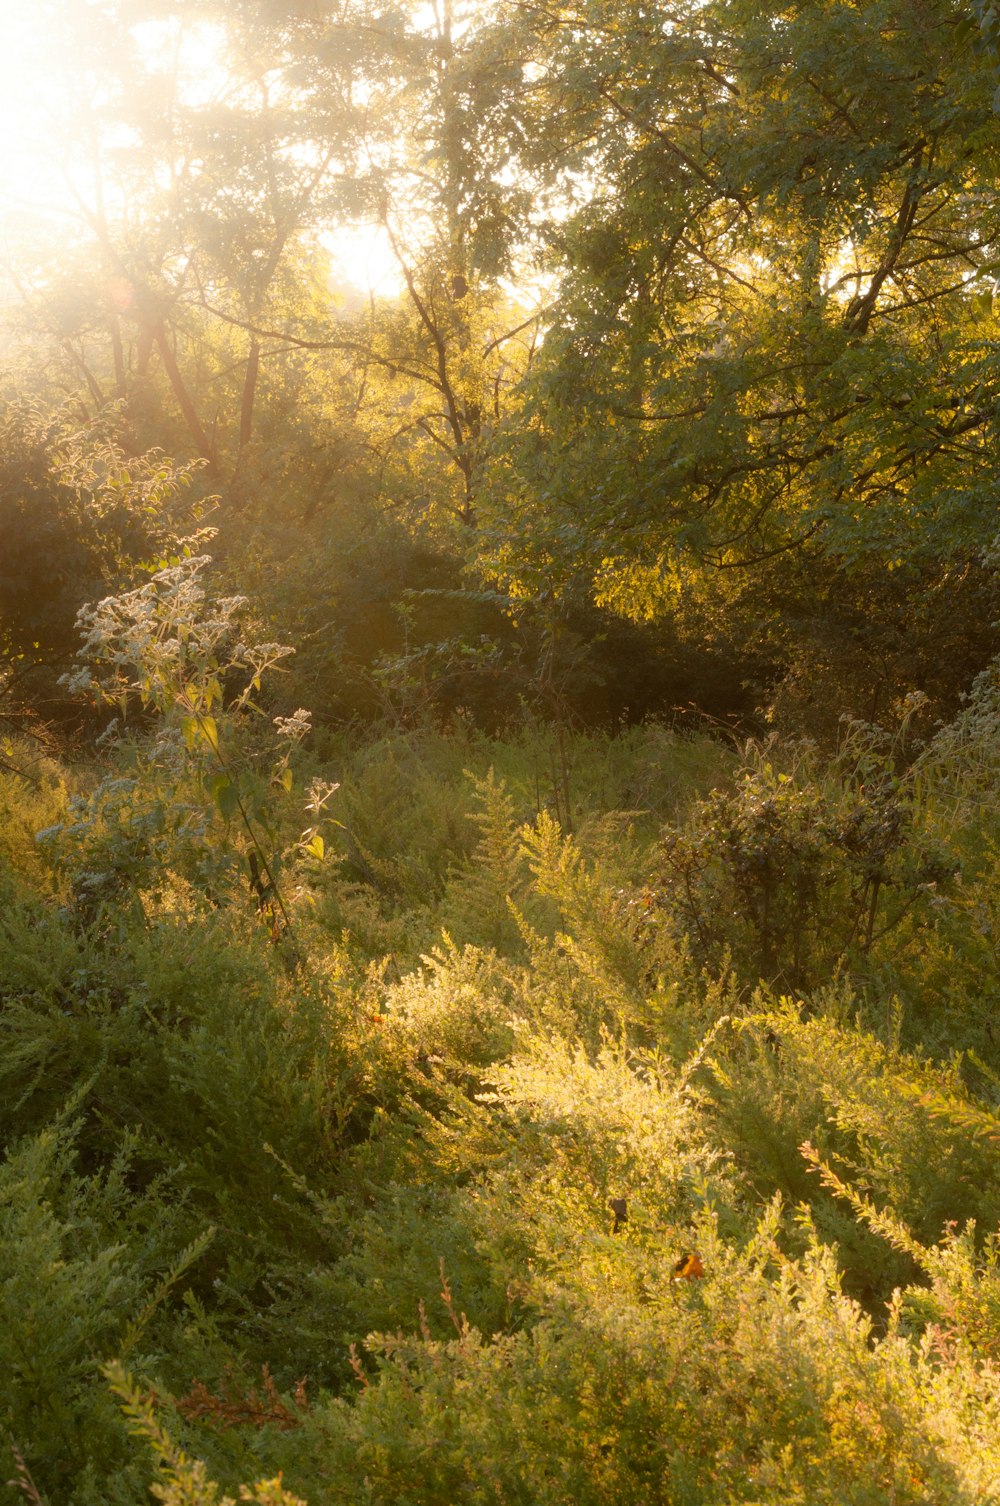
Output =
[{"x1": 208, "y1": 773, "x2": 240, "y2": 822}]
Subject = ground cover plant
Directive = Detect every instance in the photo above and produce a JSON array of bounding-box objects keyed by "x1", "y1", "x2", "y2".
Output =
[{"x1": 4, "y1": 621, "x2": 1000, "y2": 1501}]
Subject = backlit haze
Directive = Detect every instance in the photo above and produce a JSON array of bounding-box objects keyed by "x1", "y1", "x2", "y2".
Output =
[{"x1": 0, "y1": 7, "x2": 399, "y2": 294}]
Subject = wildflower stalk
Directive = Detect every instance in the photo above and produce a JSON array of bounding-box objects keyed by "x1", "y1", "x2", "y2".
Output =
[
  {"x1": 178, "y1": 693, "x2": 294, "y2": 935},
  {"x1": 60, "y1": 555, "x2": 308, "y2": 934}
]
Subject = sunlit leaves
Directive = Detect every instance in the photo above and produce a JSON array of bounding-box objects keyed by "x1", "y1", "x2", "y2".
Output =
[{"x1": 476, "y1": 0, "x2": 1000, "y2": 721}]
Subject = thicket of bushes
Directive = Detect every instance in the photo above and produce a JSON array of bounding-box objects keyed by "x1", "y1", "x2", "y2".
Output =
[{"x1": 3, "y1": 560, "x2": 1000, "y2": 1501}]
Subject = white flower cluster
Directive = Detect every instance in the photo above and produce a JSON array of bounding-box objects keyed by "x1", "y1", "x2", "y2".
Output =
[
  {"x1": 61, "y1": 556, "x2": 293, "y2": 721},
  {"x1": 273, "y1": 708, "x2": 312, "y2": 741},
  {"x1": 305, "y1": 777, "x2": 340, "y2": 814}
]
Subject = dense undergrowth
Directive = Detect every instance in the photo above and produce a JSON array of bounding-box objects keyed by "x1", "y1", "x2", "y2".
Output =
[
  {"x1": 4, "y1": 602, "x2": 1000, "y2": 1503},
  {"x1": 4, "y1": 0, "x2": 1000, "y2": 1493}
]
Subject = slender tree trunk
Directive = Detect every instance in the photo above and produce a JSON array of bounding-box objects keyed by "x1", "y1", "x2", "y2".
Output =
[
  {"x1": 227, "y1": 335, "x2": 263, "y2": 505},
  {"x1": 239, "y1": 337, "x2": 260, "y2": 453},
  {"x1": 153, "y1": 321, "x2": 219, "y2": 474},
  {"x1": 108, "y1": 310, "x2": 127, "y2": 399}
]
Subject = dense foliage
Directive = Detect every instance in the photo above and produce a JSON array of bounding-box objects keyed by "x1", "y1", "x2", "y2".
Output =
[
  {"x1": 3, "y1": 0, "x2": 1000, "y2": 1500},
  {"x1": 8, "y1": 0, "x2": 999, "y2": 728},
  {"x1": 6, "y1": 693, "x2": 1000, "y2": 1501}
]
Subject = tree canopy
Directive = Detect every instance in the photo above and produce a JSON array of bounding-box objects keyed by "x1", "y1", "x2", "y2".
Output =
[{"x1": 3, "y1": 0, "x2": 1000, "y2": 722}]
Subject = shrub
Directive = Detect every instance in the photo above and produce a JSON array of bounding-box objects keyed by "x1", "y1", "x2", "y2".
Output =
[
  {"x1": 0, "y1": 401, "x2": 205, "y2": 715},
  {"x1": 654, "y1": 731, "x2": 955, "y2": 992}
]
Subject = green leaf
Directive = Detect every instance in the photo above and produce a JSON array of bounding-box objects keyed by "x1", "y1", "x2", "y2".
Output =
[
  {"x1": 208, "y1": 773, "x2": 240, "y2": 822},
  {"x1": 184, "y1": 715, "x2": 219, "y2": 752}
]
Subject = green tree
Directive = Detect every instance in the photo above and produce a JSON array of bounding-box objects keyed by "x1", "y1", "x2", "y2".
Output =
[
  {"x1": 11, "y1": 0, "x2": 545, "y2": 530},
  {"x1": 11, "y1": 0, "x2": 380, "y2": 486},
  {"x1": 477, "y1": 0, "x2": 1000, "y2": 716}
]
